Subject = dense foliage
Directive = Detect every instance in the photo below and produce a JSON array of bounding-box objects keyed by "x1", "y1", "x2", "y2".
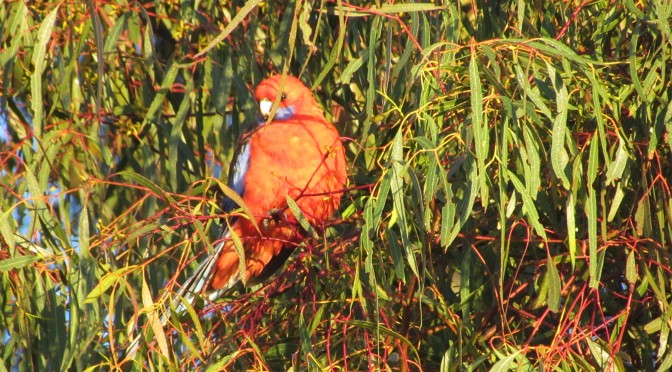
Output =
[{"x1": 2, "y1": 0, "x2": 672, "y2": 370}]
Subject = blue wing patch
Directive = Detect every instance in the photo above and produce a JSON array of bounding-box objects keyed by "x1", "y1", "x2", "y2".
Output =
[
  {"x1": 220, "y1": 103, "x2": 293, "y2": 214},
  {"x1": 222, "y1": 138, "x2": 251, "y2": 214}
]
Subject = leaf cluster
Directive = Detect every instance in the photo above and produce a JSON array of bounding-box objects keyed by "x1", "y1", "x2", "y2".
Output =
[{"x1": 1, "y1": 0, "x2": 672, "y2": 370}]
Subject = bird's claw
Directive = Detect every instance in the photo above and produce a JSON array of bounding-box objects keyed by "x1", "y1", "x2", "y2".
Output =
[{"x1": 262, "y1": 208, "x2": 286, "y2": 230}]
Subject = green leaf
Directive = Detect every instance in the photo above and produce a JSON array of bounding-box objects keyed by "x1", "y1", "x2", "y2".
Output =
[
  {"x1": 361, "y1": 197, "x2": 375, "y2": 277},
  {"x1": 489, "y1": 350, "x2": 522, "y2": 372},
  {"x1": 387, "y1": 229, "x2": 405, "y2": 281},
  {"x1": 141, "y1": 272, "x2": 171, "y2": 360},
  {"x1": 103, "y1": 12, "x2": 129, "y2": 54},
  {"x1": 78, "y1": 201, "x2": 91, "y2": 258},
  {"x1": 587, "y1": 136, "x2": 600, "y2": 288},
  {"x1": 228, "y1": 224, "x2": 247, "y2": 285},
  {"x1": 346, "y1": 320, "x2": 420, "y2": 360},
  {"x1": 566, "y1": 193, "x2": 576, "y2": 268},
  {"x1": 469, "y1": 53, "x2": 489, "y2": 208},
  {"x1": 514, "y1": 65, "x2": 553, "y2": 120},
  {"x1": 626, "y1": 250, "x2": 637, "y2": 285},
  {"x1": 440, "y1": 200, "x2": 455, "y2": 248},
  {"x1": 586, "y1": 339, "x2": 612, "y2": 369},
  {"x1": 507, "y1": 171, "x2": 547, "y2": 241},
  {"x1": 25, "y1": 166, "x2": 71, "y2": 251},
  {"x1": 608, "y1": 178, "x2": 627, "y2": 222},
  {"x1": 546, "y1": 255, "x2": 561, "y2": 312},
  {"x1": 605, "y1": 140, "x2": 628, "y2": 185},
  {"x1": 142, "y1": 61, "x2": 180, "y2": 127},
  {"x1": 31, "y1": 5, "x2": 60, "y2": 136},
  {"x1": 85, "y1": 266, "x2": 138, "y2": 304},
  {"x1": 447, "y1": 156, "x2": 478, "y2": 245},
  {"x1": 341, "y1": 56, "x2": 365, "y2": 84},
  {"x1": 315, "y1": 0, "x2": 346, "y2": 87},
  {"x1": 0, "y1": 207, "x2": 16, "y2": 253},
  {"x1": 118, "y1": 170, "x2": 176, "y2": 204},
  {"x1": 635, "y1": 195, "x2": 652, "y2": 237},
  {"x1": 204, "y1": 351, "x2": 244, "y2": 372},
  {"x1": 548, "y1": 64, "x2": 570, "y2": 190},
  {"x1": 285, "y1": 195, "x2": 316, "y2": 239},
  {"x1": 193, "y1": 0, "x2": 263, "y2": 59},
  {"x1": 390, "y1": 128, "x2": 418, "y2": 279},
  {"x1": 522, "y1": 124, "x2": 541, "y2": 200},
  {"x1": 0, "y1": 255, "x2": 41, "y2": 271},
  {"x1": 168, "y1": 78, "x2": 196, "y2": 191}
]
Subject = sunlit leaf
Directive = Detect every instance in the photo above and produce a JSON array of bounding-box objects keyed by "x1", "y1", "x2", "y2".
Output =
[
  {"x1": 546, "y1": 255, "x2": 561, "y2": 312},
  {"x1": 0, "y1": 255, "x2": 41, "y2": 271}
]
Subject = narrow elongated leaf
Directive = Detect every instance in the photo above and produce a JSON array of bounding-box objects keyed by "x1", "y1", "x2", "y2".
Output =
[
  {"x1": 85, "y1": 266, "x2": 138, "y2": 304},
  {"x1": 523, "y1": 124, "x2": 541, "y2": 200},
  {"x1": 31, "y1": 5, "x2": 60, "y2": 137},
  {"x1": 626, "y1": 250, "x2": 637, "y2": 285},
  {"x1": 315, "y1": 0, "x2": 346, "y2": 87},
  {"x1": 168, "y1": 78, "x2": 195, "y2": 190},
  {"x1": 194, "y1": 0, "x2": 263, "y2": 59},
  {"x1": 142, "y1": 272, "x2": 170, "y2": 359},
  {"x1": 204, "y1": 351, "x2": 244, "y2": 372},
  {"x1": 390, "y1": 128, "x2": 418, "y2": 279},
  {"x1": 78, "y1": 201, "x2": 90, "y2": 257},
  {"x1": 507, "y1": 171, "x2": 547, "y2": 241},
  {"x1": 228, "y1": 224, "x2": 247, "y2": 285},
  {"x1": 25, "y1": 166, "x2": 71, "y2": 251},
  {"x1": 605, "y1": 140, "x2": 628, "y2": 185},
  {"x1": 587, "y1": 136, "x2": 600, "y2": 288},
  {"x1": 142, "y1": 61, "x2": 180, "y2": 127},
  {"x1": 546, "y1": 255, "x2": 561, "y2": 312},
  {"x1": 118, "y1": 170, "x2": 177, "y2": 205},
  {"x1": 286, "y1": 195, "x2": 316, "y2": 238},
  {"x1": 103, "y1": 12, "x2": 129, "y2": 54},
  {"x1": 489, "y1": 350, "x2": 522, "y2": 372},
  {"x1": 514, "y1": 65, "x2": 553, "y2": 120},
  {"x1": 362, "y1": 197, "x2": 375, "y2": 272},
  {"x1": 447, "y1": 156, "x2": 478, "y2": 245},
  {"x1": 0, "y1": 255, "x2": 41, "y2": 271},
  {"x1": 566, "y1": 193, "x2": 576, "y2": 268},
  {"x1": 548, "y1": 64, "x2": 570, "y2": 189},
  {"x1": 469, "y1": 54, "x2": 489, "y2": 208}
]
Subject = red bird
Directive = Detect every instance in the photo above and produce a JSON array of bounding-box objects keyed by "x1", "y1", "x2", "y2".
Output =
[
  {"x1": 193, "y1": 74, "x2": 347, "y2": 294},
  {"x1": 125, "y1": 75, "x2": 347, "y2": 358}
]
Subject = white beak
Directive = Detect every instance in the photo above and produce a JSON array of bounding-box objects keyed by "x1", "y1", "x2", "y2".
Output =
[{"x1": 259, "y1": 98, "x2": 273, "y2": 117}]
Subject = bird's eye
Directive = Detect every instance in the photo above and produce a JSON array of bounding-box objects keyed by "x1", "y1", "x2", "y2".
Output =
[{"x1": 281, "y1": 93, "x2": 287, "y2": 100}]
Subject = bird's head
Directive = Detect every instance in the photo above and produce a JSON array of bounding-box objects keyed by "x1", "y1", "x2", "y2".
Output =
[{"x1": 254, "y1": 75, "x2": 321, "y2": 121}]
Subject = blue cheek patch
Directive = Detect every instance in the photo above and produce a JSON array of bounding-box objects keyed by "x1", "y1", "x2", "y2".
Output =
[
  {"x1": 256, "y1": 105, "x2": 295, "y2": 126},
  {"x1": 275, "y1": 105, "x2": 295, "y2": 120}
]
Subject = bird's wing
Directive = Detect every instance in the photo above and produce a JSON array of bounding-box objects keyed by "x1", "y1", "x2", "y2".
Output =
[
  {"x1": 165, "y1": 126, "x2": 259, "y2": 307},
  {"x1": 222, "y1": 132, "x2": 252, "y2": 215},
  {"x1": 173, "y1": 125, "x2": 257, "y2": 304}
]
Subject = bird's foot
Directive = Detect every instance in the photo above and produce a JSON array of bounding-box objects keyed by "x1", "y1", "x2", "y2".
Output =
[{"x1": 262, "y1": 208, "x2": 286, "y2": 230}]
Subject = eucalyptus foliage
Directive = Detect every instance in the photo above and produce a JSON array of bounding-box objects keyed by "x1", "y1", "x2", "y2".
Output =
[{"x1": 2, "y1": 0, "x2": 672, "y2": 370}]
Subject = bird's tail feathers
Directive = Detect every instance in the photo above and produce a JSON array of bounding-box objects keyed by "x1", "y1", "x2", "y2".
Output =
[
  {"x1": 205, "y1": 274, "x2": 241, "y2": 302},
  {"x1": 123, "y1": 230, "x2": 232, "y2": 360}
]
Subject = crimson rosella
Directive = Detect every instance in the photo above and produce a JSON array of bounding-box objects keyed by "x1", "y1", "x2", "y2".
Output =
[
  {"x1": 208, "y1": 74, "x2": 347, "y2": 291},
  {"x1": 125, "y1": 74, "x2": 347, "y2": 358}
]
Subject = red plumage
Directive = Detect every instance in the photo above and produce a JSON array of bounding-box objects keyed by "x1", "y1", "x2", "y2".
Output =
[{"x1": 210, "y1": 75, "x2": 347, "y2": 289}]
